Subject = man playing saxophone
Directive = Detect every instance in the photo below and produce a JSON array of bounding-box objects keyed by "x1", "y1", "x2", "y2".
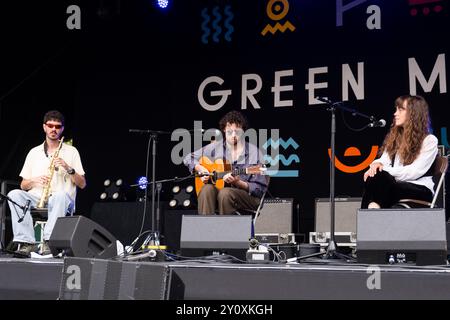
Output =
[{"x1": 7, "y1": 110, "x2": 86, "y2": 256}]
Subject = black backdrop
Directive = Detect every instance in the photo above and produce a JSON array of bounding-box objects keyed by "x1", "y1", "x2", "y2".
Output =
[{"x1": 0, "y1": 0, "x2": 448, "y2": 236}]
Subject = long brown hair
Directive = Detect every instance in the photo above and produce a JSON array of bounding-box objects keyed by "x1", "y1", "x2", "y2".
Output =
[{"x1": 379, "y1": 95, "x2": 431, "y2": 165}]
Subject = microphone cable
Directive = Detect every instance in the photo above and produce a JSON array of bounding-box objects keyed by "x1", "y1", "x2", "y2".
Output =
[{"x1": 339, "y1": 108, "x2": 373, "y2": 132}]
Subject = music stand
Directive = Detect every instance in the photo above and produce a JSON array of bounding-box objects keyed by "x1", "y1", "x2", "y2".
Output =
[{"x1": 296, "y1": 97, "x2": 378, "y2": 262}]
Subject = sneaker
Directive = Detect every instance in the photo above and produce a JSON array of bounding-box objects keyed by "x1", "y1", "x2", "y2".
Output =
[
  {"x1": 15, "y1": 242, "x2": 36, "y2": 258},
  {"x1": 6, "y1": 241, "x2": 18, "y2": 252},
  {"x1": 40, "y1": 241, "x2": 51, "y2": 256}
]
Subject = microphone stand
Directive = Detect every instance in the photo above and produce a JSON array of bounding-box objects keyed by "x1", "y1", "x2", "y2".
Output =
[
  {"x1": 296, "y1": 98, "x2": 380, "y2": 262},
  {"x1": 129, "y1": 127, "x2": 201, "y2": 252},
  {"x1": 129, "y1": 174, "x2": 195, "y2": 251},
  {"x1": 0, "y1": 192, "x2": 30, "y2": 224},
  {"x1": 130, "y1": 129, "x2": 171, "y2": 247}
]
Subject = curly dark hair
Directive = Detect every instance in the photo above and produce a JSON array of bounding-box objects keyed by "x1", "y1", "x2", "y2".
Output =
[
  {"x1": 43, "y1": 110, "x2": 65, "y2": 126},
  {"x1": 379, "y1": 95, "x2": 431, "y2": 165},
  {"x1": 218, "y1": 110, "x2": 249, "y2": 132}
]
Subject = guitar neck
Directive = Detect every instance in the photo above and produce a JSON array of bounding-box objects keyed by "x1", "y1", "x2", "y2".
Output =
[{"x1": 216, "y1": 167, "x2": 247, "y2": 179}]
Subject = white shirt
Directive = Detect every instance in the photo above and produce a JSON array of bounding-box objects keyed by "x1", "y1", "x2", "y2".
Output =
[
  {"x1": 373, "y1": 134, "x2": 438, "y2": 194},
  {"x1": 19, "y1": 142, "x2": 85, "y2": 201}
]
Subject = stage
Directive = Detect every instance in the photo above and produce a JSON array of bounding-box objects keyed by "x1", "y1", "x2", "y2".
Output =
[{"x1": 1, "y1": 254, "x2": 450, "y2": 300}]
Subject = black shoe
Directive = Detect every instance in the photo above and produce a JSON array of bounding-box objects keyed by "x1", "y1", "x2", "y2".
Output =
[
  {"x1": 14, "y1": 242, "x2": 36, "y2": 258},
  {"x1": 6, "y1": 241, "x2": 18, "y2": 252}
]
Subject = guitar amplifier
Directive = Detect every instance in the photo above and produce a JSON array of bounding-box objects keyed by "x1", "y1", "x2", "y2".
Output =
[
  {"x1": 315, "y1": 197, "x2": 361, "y2": 233},
  {"x1": 254, "y1": 198, "x2": 294, "y2": 234}
]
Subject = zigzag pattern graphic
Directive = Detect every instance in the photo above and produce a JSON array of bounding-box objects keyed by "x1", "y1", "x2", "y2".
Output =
[
  {"x1": 261, "y1": 21, "x2": 296, "y2": 36},
  {"x1": 223, "y1": 5, "x2": 234, "y2": 42},
  {"x1": 263, "y1": 138, "x2": 299, "y2": 150},
  {"x1": 212, "y1": 6, "x2": 222, "y2": 43},
  {"x1": 201, "y1": 6, "x2": 234, "y2": 44},
  {"x1": 264, "y1": 154, "x2": 300, "y2": 166},
  {"x1": 201, "y1": 8, "x2": 211, "y2": 44}
]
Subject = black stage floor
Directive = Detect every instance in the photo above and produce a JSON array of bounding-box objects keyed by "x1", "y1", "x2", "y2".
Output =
[{"x1": 1, "y1": 254, "x2": 450, "y2": 300}]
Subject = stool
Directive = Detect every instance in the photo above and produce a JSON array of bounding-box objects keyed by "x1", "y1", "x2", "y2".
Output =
[{"x1": 34, "y1": 220, "x2": 47, "y2": 251}]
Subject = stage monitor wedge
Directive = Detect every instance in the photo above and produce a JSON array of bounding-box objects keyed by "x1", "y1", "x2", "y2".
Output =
[
  {"x1": 180, "y1": 215, "x2": 252, "y2": 260},
  {"x1": 49, "y1": 215, "x2": 118, "y2": 259},
  {"x1": 357, "y1": 208, "x2": 447, "y2": 266}
]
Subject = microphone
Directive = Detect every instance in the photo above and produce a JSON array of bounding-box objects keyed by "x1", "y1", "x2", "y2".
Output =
[
  {"x1": 129, "y1": 129, "x2": 174, "y2": 135},
  {"x1": 315, "y1": 96, "x2": 333, "y2": 104},
  {"x1": 249, "y1": 238, "x2": 259, "y2": 249},
  {"x1": 369, "y1": 119, "x2": 386, "y2": 128},
  {"x1": 129, "y1": 129, "x2": 150, "y2": 133},
  {"x1": 18, "y1": 200, "x2": 31, "y2": 223}
]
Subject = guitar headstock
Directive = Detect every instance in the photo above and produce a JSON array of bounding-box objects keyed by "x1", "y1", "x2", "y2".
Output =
[{"x1": 245, "y1": 164, "x2": 267, "y2": 175}]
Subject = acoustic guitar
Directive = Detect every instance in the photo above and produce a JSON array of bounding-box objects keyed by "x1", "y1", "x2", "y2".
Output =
[{"x1": 195, "y1": 156, "x2": 266, "y2": 195}]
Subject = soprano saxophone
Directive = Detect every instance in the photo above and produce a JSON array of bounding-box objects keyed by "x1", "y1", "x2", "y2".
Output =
[{"x1": 36, "y1": 137, "x2": 65, "y2": 209}]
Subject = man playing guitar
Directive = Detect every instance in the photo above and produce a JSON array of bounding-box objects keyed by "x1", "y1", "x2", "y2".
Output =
[{"x1": 183, "y1": 111, "x2": 268, "y2": 215}]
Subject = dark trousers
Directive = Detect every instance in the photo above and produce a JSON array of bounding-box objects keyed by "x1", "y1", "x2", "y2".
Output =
[
  {"x1": 361, "y1": 171, "x2": 432, "y2": 209},
  {"x1": 197, "y1": 185, "x2": 261, "y2": 215}
]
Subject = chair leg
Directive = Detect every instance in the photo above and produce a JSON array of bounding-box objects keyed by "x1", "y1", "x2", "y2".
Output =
[{"x1": 34, "y1": 221, "x2": 47, "y2": 251}]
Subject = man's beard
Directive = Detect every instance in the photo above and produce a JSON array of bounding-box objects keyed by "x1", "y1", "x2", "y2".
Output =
[{"x1": 48, "y1": 133, "x2": 59, "y2": 140}]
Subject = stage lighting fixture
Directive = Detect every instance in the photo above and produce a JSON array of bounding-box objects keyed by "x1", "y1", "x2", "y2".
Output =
[
  {"x1": 186, "y1": 185, "x2": 194, "y2": 194},
  {"x1": 135, "y1": 176, "x2": 149, "y2": 202},
  {"x1": 183, "y1": 199, "x2": 191, "y2": 207},
  {"x1": 138, "y1": 176, "x2": 148, "y2": 190},
  {"x1": 157, "y1": 0, "x2": 169, "y2": 9},
  {"x1": 169, "y1": 199, "x2": 178, "y2": 208},
  {"x1": 100, "y1": 178, "x2": 125, "y2": 201},
  {"x1": 169, "y1": 184, "x2": 196, "y2": 209}
]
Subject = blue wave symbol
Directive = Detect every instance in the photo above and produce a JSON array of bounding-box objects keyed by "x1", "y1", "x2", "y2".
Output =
[
  {"x1": 264, "y1": 154, "x2": 300, "y2": 166},
  {"x1": 263, "y1": 138, "x2": 299, "y2": 150},
  {"x1": 265, "y1": 170, "x2": 299, "y2": 178},
  {"x1": 223, "y1": 5, "x2": 234, "y2": 42},
  {"x1": 201, "y1": 8, "x2": 211, "y2": 44},
  {"x1": 212, "y1": 6, "x2": 222, "y2": 43}
]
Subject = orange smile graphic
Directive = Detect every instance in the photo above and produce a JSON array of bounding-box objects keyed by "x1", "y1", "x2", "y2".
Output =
[{"x1": 328, "y1": 146, "x2": 379, "y2": 173}]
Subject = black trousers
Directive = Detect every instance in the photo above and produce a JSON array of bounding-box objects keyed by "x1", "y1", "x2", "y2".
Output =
[{"x1": 361, "y1": 171, "x2": 432, "y2": 209}]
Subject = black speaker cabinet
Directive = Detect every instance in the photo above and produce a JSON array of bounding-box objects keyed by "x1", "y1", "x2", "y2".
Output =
[
  {"x1": 49, "y1": 216, "x2": 117, "y2": 259},
  {"x1": 59, "y1": 257, "x2": 174, "y2": 300},
  {"x1": 357, "y1": 209, "x2": 447, "y2": 266},
  {"x1": 180, "y1": 215, "x2": 252, "y2": 260},
  {"x1": 315, "y1": 197, "x2": 361, "y2": 233},
  {"x1": 255, "y1": 198, "x2": 293, "y2": 234},
  {"x1": 163, "y1": 209, "x2": 198, "y2": 253}
]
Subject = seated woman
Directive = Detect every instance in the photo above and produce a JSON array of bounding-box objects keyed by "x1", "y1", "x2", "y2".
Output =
[{"x1": 361, "y1": 95, "x2": 438, "y2": 209}]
